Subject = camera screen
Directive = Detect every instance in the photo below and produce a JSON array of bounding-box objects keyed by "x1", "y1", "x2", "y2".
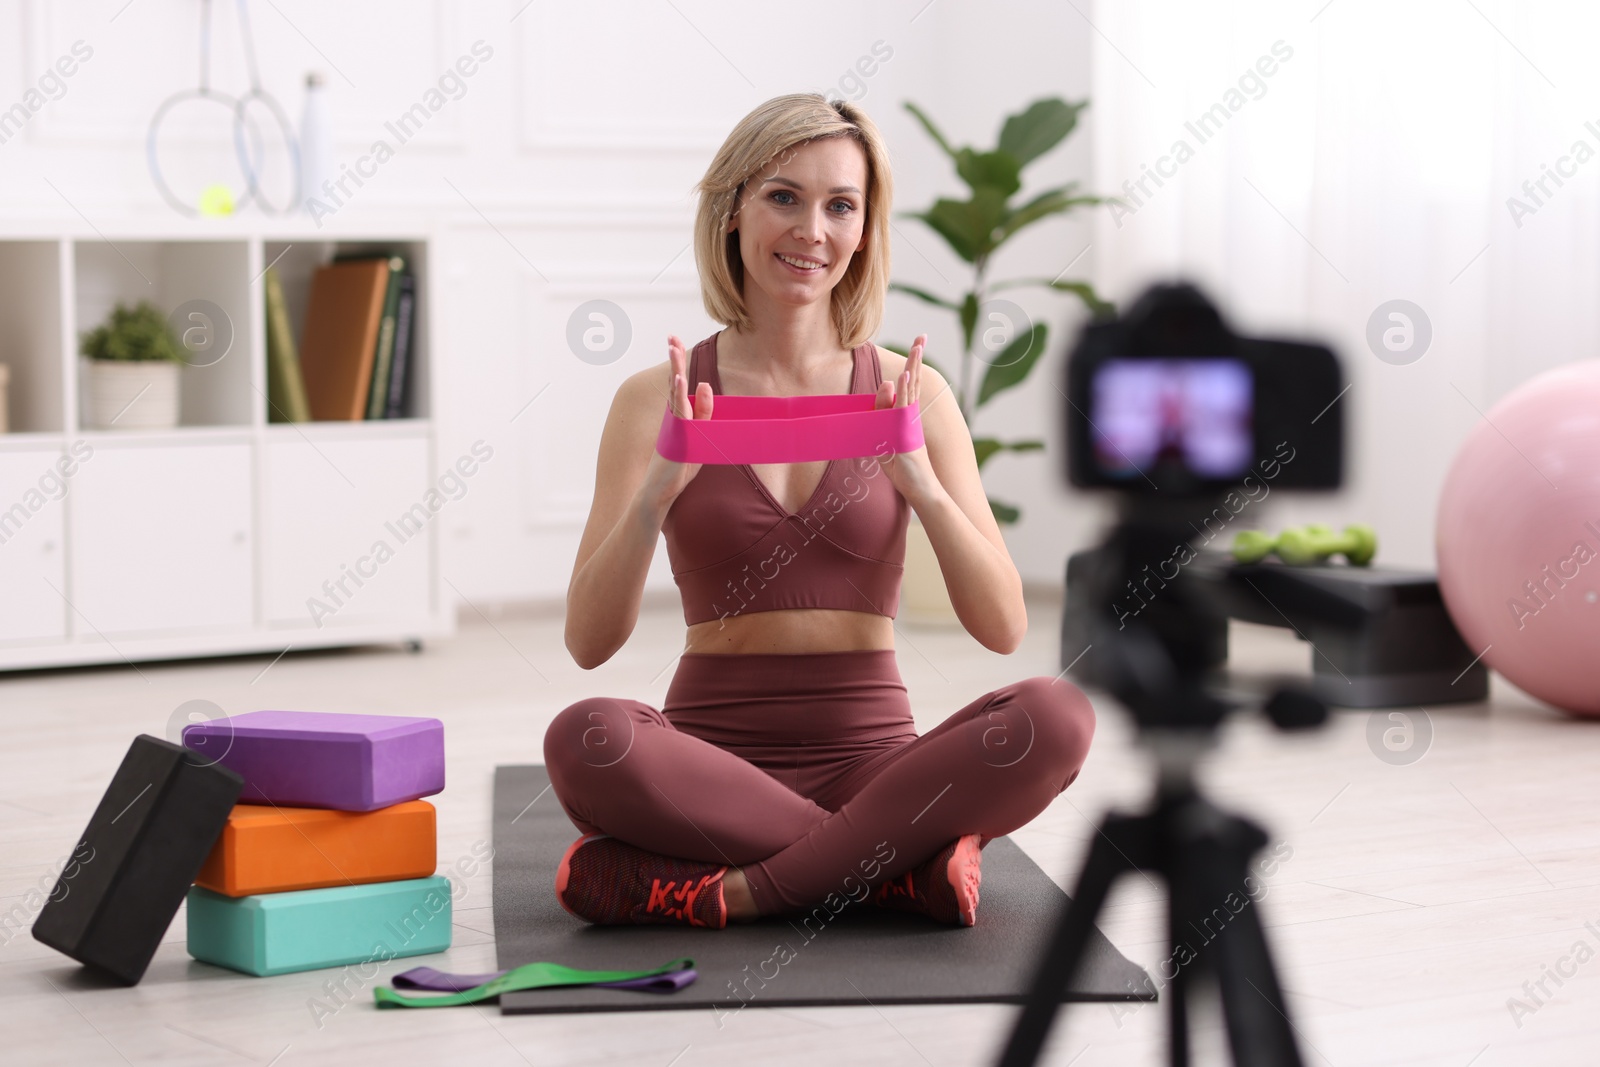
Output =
[{"x1": 1088, "y1": 358, "x2": 1254, "y2": 481}]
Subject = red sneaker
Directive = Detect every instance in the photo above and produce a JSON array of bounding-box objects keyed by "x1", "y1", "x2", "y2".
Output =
[
  {"x1": 869, "y1": 834, "x2": 982, "y2": 926},
  {"x1": 554, "y1": 832, "x2": 729, "y2": 928}
]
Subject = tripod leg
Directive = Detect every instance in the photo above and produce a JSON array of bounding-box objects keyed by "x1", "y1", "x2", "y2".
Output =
[
  {"x1": 1209, "y1": 896, "x2": 1305, "y2": 1067},
  {"x1": 996, "y1": 814, "x2": 1149, "y2": 1067},
  {"x1": 1177, "y1": 805, "x2": 1303, "y2": 1067},
  {"x1": 1166, "y1": 900, "x2": 1190, "y2": 1067}
]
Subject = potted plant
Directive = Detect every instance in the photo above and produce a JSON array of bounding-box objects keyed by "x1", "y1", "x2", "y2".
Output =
[
  {"x1": 887, "y1": 97, "x2": 1113, "y2": 623},
  {"x1": 80, "y1": 301, "x2": 184, "y2": 429}
]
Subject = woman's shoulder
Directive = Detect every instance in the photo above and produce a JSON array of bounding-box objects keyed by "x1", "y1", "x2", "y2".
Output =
[
  {"x1": 616, "y1": 334, "x2": 715, "y2": 419},
  {"x1": 621, "y1": 359, "x2": 669, "y2": 394},
  {"x1": 866, "y1": 341, "x2": 949, "y2": 393},
  {"x1": 869, "y1": 342, "x2": 900, "y2": 372},
  {"x1": 630, "y1": 335, "x2": 716, "y2": 389}
]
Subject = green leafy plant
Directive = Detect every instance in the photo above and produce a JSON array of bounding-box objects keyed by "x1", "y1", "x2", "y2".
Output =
[
  {"x1": 888, "y1": 97, "x2": 1112, "y2": 524},
  {"x1": 80, "y1": 301, "x2": 183, "y2": 363}
]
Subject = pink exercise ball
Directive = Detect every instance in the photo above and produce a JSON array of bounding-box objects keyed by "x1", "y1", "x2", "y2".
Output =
[{"x1": 1436, "y1": 360, "x2": 1600, "y2": 717}]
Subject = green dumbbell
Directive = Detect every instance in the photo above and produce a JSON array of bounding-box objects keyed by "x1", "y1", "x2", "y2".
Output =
[
  {"x1": 1276, "y1": 522, "x2": 1377, "y2": 566},
  {"x1": 1231, "y1": 523, "x2": 1378, "y2": 566},
  {"x1": 1231, "y1": 529, "x2": 1279, "y2": 563}
]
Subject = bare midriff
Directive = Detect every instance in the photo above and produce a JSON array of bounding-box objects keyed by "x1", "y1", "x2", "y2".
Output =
[{"x1": 683, "y1": 608, "x2": 895, "y2": 655}]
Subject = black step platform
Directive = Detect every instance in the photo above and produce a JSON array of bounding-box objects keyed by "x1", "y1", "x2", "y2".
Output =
[{"x1": 1062, "y1": 548, "x2": 1489, "y2": 708}]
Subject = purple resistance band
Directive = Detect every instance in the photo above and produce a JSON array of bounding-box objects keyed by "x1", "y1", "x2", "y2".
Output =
[
  {"x1": 655, "y1": 394, "x2": 924, "y2": 465},
  {"x1": 391, "y1": 964, "x2": 698, "y2": 994}
]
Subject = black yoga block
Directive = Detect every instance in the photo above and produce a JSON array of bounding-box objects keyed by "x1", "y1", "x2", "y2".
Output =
[{"x1": 32, "y1": 734, "x2": 244, "y2": 984}]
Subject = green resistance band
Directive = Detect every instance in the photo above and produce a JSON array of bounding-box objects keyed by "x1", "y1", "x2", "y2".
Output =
[{"x1": 374, "y1": 957, "x2": 695, "y2": 1008}]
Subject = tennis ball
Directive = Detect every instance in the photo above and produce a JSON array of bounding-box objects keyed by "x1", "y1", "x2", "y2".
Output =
[{"x1": 198, "y1": 184, "x2": 236, "y2": 217}]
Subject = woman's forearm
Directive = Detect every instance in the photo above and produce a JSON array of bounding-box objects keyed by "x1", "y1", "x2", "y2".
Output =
[
  {"x1": 565, "y1": 489, "x2": 671, "y2": 669},
  {"x1": 910, "y1": 487, "x2": 1027, "y2": 653}
]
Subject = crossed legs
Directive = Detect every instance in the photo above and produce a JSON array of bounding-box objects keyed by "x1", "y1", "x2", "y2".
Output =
[{"x1": 543, "y1": 675, "x2": 1095, "y2": 919}]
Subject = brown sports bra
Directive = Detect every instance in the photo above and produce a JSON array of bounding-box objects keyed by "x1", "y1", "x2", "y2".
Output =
[{"x1": 661, "y1": 331, "x2": 911, "y2": 627}]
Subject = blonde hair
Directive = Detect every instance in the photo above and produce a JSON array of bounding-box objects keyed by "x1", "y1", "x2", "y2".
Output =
[{"x1": 692, "y1": 93, "x2": 893, "y2": 350}]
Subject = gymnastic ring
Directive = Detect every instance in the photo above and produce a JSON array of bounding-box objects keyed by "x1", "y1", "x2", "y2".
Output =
[
  {"x1": 233, "y1": 87, "x2": 301, "y2": 216},
  {"x1": 146, "y1": 87, "x2": 256, "y2": 217}
]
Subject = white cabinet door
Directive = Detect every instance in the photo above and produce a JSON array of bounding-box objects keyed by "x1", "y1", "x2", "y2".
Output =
[
  {"x1": 70, "y1": 443, "x2": 254, "y2": 635},
  {"x1": 262, "y1": 435, "x2": 432, "y2": 627},
  {"x1": 0, "y1": 448, "x2": 70, "y2": 643}
]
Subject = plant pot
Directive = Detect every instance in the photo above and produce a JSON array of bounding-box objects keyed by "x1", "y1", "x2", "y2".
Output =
[
  {"x1": 900, "y1": 513, "x2": 961, "y2": 626},
  {"x1": 83, "y1": 359, "x2": 180, "y2": 430}
]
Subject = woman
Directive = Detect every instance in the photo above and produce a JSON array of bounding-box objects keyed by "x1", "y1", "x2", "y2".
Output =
[{"x1": 545, "y1": 93, "x2": 1095, "y2": 929}]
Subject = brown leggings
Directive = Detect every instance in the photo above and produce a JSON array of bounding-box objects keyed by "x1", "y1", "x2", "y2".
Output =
[{"x1": 542, "y1": 650, "x2": 1095, "y2": 916}]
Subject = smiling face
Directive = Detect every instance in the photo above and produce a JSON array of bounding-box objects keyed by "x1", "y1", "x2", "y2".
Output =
[{"x1": 726, "y1": 135, "x2": 870, "y2": 310}]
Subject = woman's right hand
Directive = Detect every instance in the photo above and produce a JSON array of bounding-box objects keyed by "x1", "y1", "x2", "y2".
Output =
[{"x1": 639, "y1": 334, "x2": 714, "y2": 513}]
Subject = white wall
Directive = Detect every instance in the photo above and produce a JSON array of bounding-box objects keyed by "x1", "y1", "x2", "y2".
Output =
[
  {"x1": 0, "y1": 0, "x2": 1103, "y2": 608},
  {"x1": 1088, "y1": 0, "x2": 1600, "y2": 571}
]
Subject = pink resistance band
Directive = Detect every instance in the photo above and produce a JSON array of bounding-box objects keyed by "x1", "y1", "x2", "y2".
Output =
[{"x1": 654, "y1": 394, "x2": 924, "y2": 465}]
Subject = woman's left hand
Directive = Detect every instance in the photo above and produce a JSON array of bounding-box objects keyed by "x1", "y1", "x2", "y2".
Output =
[{"x1": 872, "y1": 333, "x2": 942, "y2": 508}]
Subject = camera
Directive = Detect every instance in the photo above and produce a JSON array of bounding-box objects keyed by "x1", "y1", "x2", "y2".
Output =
[
  {"x1": 1064, "y1": 281, "x2": 1342, "y2": 497},
  {"x1": 1056, "y1": 282, "x2": 1349, "y2": 731}
]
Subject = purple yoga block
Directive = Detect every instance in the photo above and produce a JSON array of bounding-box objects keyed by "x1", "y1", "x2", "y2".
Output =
[{"x1": 182, "y1": 711, "x2": 445, "y2": 812}]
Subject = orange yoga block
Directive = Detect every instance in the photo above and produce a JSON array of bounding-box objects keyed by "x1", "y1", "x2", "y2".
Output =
[{"x1": 194, "y1": 800, "x2": 437, "y2": 897}]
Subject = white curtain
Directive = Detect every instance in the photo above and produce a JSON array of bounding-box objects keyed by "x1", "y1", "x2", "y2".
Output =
[{"x1": 1087, "y1": 0, "x2": 1600, "y2": 568}]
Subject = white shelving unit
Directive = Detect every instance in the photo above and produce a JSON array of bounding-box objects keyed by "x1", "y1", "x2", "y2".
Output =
[{"x1": 0, "y1": 220, "x2": 453, "y2": 670}]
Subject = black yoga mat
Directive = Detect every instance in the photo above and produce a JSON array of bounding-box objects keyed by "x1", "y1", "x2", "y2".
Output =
[{"x1": 491, "y1": 765, "x2": 1151, "y2": 1015}]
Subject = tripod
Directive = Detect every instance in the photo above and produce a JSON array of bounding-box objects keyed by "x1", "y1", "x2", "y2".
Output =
[
  {"x1": 1017, "y1": 279, "x2": 1354, "y2": 1064},
  {"x1": 995, "y1": 732, "x2": 1305, "y2": 1067},
  {"x1": 996, "y1": 502, "x2": 1340, "y2": 1066}
]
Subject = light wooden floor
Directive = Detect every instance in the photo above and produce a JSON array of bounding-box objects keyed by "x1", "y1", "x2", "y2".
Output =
[{"x1": 1, "y1": 591, "x2": 1593, "y2": 1066}]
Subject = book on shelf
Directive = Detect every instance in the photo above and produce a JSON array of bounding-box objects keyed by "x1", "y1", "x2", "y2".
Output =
[
  {"x1": 365, "y1": 255, "x2": 407, "y2": 419},
  {"x1": 263, "y1": 267, "x2": 311, "y2": 423},
  {"x1": 384, "y1": 273, "x2": 417, "y2": 419},
  {"x1": 298, "y1": 257, "x2": 391, "y2": 421}
]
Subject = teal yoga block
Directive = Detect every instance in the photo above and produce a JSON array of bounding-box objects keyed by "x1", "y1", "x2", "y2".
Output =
[{"x1": 186, "y1": 875, "x2": 452, "y2": 977}]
